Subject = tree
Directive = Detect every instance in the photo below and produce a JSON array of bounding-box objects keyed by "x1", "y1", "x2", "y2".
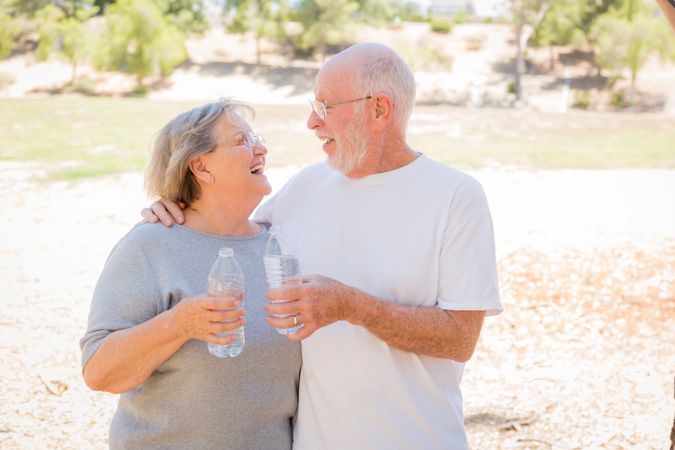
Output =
[
  {"x1": 510, "y1": 0, "x2": 554, "y2": 103},
  {"x1": 294, "y1": 0, "x2": 359, "y2": 60},
  {"x1": 225, "y1": 0, "x2": 289, "y2": 64},
  {"x1": 591, "y1": 0, "x2": 673, "y2": 102},
  {"x1": 156, "y1": 0, "x2": 209, "y2": 33},
  {"x1": 0, "y1": 12, "x2": 19, "y2": 59},
  {"x1": 354, "y1": 0, "x2": 394, "y2": 26},
  {"x1": 533, "y1": 0, "x2": 586, "y2": 69},
  {"x1": 0, "y1": 0, "x2": 50, "y2": 16},
  {"x1": 98, "y1": 0, "x2": 187, "y2": 87},
  {"x1": 33, "y1": 1, "x2": 98, "y2": 82}
]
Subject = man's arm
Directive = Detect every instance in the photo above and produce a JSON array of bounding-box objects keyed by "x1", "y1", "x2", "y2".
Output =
[
  {"x1": 266, "y1": 275, "x2": 486, "y2": 362},
  {"x1": 657, "y1": 0, "x2": 675, "y2": 31}
]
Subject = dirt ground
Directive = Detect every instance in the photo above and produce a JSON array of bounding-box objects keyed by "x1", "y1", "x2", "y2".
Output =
[{"x1": 0, "y1": 162, "x2": 673, "y2": 449}]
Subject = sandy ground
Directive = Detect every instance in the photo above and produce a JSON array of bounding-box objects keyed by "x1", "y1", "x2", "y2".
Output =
[{"x1": 0, "y1": 161, "x2": 673, "y2": 449}]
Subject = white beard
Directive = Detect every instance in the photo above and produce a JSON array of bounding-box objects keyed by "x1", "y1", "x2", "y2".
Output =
[{"x1": 328, "y1": 108, "x2": 369, "y2": 175}]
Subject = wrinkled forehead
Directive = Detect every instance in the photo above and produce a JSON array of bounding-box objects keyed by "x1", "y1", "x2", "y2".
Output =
[{"x1": 314, "y1": 63, "x2": 356, "y2": 100}]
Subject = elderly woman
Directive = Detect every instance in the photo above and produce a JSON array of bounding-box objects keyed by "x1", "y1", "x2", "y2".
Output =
[{"x1": 80, "y1": 99, "x2": 301, "y2": 449}]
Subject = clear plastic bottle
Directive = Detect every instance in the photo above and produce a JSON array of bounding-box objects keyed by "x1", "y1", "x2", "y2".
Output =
[
  {"x1": 207, "y1": 247, "x2": 245, "y2": 358},
  {"x1": 263, "y1": 226, "x2": 302, "y2": 335}
]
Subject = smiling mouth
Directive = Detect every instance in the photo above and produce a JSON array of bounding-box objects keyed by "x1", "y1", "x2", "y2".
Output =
[
  {"x1": 250, "y1": 164, "x2": 264, "y2": 175},
  {"x1": 320, "y1": 137, "x2": 335, "y2": 146}
]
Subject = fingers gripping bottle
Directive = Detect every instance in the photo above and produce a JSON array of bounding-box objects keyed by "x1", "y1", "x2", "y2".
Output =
[
  {"x1": 263, "y1": 226, "x2": 303, "y2": 335},
  {"x1": 207, "y1": 247, "x2": 245, "y2": 358}
]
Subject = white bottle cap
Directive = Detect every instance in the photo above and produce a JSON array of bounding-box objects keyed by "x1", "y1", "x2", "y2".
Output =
[{"x1": 218, "y1": 247, "x2": 234, "y2": 257}]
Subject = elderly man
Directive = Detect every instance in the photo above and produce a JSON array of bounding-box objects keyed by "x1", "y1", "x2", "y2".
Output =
[{"x1": 145, "y1": 43, "x2": 501, "y2": 449}]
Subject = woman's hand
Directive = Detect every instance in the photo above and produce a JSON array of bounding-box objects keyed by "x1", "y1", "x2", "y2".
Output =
[
  {"x1": 141, "y1": 199, "x2": 185, "y2": 227},
  {"x1": 171, "y1": 293, "x2": 245, "y2": 345}
]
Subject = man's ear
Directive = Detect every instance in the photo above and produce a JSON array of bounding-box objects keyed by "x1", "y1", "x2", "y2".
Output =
[
  {"x1": 188, "y1": 155, "x2": 214, "y2": 184},
  {"x1": 373, "y1": 94, "x2": 394, "y2": 125}
]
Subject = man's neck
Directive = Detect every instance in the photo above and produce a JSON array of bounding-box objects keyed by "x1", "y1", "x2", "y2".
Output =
[{"x1": 345, "y1": 142, "x2": 419, "y2": 179}]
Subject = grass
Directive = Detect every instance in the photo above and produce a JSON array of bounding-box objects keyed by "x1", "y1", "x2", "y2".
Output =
[{"x1": 1, "y1": 98, "x2": 674, "y2": 181}]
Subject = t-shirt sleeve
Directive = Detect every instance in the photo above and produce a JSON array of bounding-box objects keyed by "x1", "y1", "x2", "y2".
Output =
[
  {"x1": 80, "y1": 238, "x2": 162, "y2": 370},
  {"x1": 436, "y1": 183, "x2": 502, "y2": 316},
  {"x1": 253, "y1": 192, "x2": 278, "y2": 224}
]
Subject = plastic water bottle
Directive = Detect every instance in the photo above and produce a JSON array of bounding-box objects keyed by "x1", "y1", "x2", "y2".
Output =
[
  {"x1": 207, "y1": 247, "x2": 245, "y2": 358},
  {"x1": 263, "y1": 226, "x2": 302, "y2": 335}
]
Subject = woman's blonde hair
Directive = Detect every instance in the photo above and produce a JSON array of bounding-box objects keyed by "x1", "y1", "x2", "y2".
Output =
[{"x1": 145, "y1": 99, "x2": 254, "y2": 206}]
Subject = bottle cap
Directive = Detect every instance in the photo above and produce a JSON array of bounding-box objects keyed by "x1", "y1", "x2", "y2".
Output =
[{"x1": 218, "y1": 247, "x2": 234, "y2": 257}]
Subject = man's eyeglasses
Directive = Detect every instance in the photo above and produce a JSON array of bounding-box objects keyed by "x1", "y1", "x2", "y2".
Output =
[
  {"x1": 309, "y1": 96, "x2": 373, "y2": 121},
  {"x1": 236, "y1": 131, "x2": 265, "y2": 149}
]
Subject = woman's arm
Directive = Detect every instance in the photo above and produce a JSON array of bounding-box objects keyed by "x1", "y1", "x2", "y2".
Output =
[{"x1": 83, "y1": 294, "x2": 243, "y2": 394}]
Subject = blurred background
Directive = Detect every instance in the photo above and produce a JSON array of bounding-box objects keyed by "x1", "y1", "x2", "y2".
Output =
[{"x1": 0, "y1": 0, "x2": 673, "y2": 449}]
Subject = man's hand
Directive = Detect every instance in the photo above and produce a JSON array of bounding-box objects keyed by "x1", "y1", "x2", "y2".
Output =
[
  {"x1": 267, "y1": 273, "x2": 486, "y2": 360},
  {"x1": 265, "y1": 275, "x2": 353, "y2": 340},
  {"x1": 141, "y1": 199, "x2": 185, "y2": 227},
  {"x1": 170, "y1": 293, "x2": 245, "y2": 345}
]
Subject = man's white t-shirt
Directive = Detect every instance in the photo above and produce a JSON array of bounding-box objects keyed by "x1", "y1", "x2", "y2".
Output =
[{"x1": 255, "y1": 155, "x2": 502, "y2": 450}]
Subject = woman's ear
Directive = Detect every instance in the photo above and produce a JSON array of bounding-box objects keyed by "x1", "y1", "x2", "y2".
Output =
[{"x1": 188, "y1": 155, "x2": 214, "y2": 184}]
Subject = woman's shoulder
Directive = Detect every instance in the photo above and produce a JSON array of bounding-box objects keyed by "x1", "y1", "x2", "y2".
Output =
[{"x1": 115, "y1": 221, "x2": 181, "y2": 252}]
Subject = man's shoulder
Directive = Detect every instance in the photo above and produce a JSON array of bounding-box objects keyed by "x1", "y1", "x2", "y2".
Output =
[
  {"x1": 277, "y1": 161, "x2": 334, "y2": 195},
  {"x1": 292, "y1": 161, "x2": 333, "y2": 181},
  {"x1": 419, "y1": 156, "x2": 484, "y2": 193}
]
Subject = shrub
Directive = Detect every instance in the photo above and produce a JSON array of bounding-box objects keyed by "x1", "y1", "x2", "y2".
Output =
[
  {"x1": 454, "y1": 11, "x2": 469, "y2": 24},
  {"x1": 430, "y1": 17, "x2": 452, "y2": 34},
  {"x1": 465, "y1": 34, "x2": 486, "y2": 51},
  {"x1": 611, "y1": 90, "x2": 626, "y2": 108},
  {"x1": 572, "y1": 90, "x2": 591, "y2": 110}
]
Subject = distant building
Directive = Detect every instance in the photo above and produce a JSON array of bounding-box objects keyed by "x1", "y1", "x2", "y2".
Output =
[
  {"x1": 428, "y1": 0, "x2": 473, "y2": 16},
  {"x1": 428, "y1": 0, "x2": 509, "y2": 18}
]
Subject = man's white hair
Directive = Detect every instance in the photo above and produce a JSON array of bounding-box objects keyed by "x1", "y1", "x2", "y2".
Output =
[{"x1": 351, "y1": 44, "x2": 416, "y2": 132}]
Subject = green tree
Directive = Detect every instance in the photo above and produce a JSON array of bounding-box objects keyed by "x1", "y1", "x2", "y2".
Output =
[
  {"x1": 591, "y1": 0, "x2": 673, "y2": 102},
  {"x1": 0, "y1": 12, "x2": 19, "y2": 59},
  {"x1": 354, "y1": 0, "x2": 394, "y2": 26},
  {"x1": 157, "y1": 0, "x2": 209, "y2": 33},
  {"x1": 33, "y1": 1, "x2": 98, "y2": 82},
  {"x1": 294, "y1": 0, "x2": 359, "y2": 60},
  {"x1": 0, "y1": 0, "x2": 50, "y2": 16},
  {"x1": 511, "y1": 0, "x2": 554, "y2": 102},
  {"x1": 99, "y1": 0, "x2": 187, "y2": 87},
  {"x1": 533, "y1": 0, "x2": 586, "y2": 69},
  {"x1": 226, "y1": 0, "x2": 289, "y2": 64}
]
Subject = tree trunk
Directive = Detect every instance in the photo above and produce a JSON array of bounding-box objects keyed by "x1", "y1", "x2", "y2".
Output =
[
  {"x1": 549, "y1": 45, "x2": 555, "y2": 71},
  {"x1": 317, "y1": 41, "x2": 327, "y2": 63},
  {"x1": 629, "y1": 69, "x2": 637, "y2": 105},
  {"x1": 255, "y1": 35, "x2": 261, "y2": 65},
  {"x1": 515, "y1": 23, "x2": 525, "y2": 103},
  {"x1": 513, "y1": 0, "x2": 554, "y2": 104}
]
